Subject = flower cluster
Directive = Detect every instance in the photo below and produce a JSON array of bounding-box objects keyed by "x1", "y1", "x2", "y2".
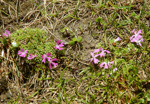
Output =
[
  {"x1": 130, "y1": 29, "x2": 144, "y2": 47},
  {"x1": 90, "y1": 29, "x2": 144, "y2": 77},
  {"x1": 90, "y1": 47, "x2": 116, "y2": 69},
  {"x1": 17, "y1": 40, "x2": 64, "y2": 70},
  {"x1": 41, "y1": 52, "x2": 58, "y2": 70},
  {"x1": 18, "y1": 48, "x2": 37, "y2": 60}
]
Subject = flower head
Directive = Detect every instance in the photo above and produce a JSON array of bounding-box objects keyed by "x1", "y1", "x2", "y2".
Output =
[
  {"x1": 47, "y1": 57, "x2": 58, "y2": 70},
  {"x1": 100, "y1": 61, "x2": 114, "y2": 69},
  {"x1": 18, "y1": 49, "x2": 28, "y2": 57},
  {"x1": 11, "y1": 41, "x2": 18, "y2": 47},
  {"x1": 94, "y1": 47, "x2": 110, "y2": 57},
  {"x1": 41, "y1": 52, "x2": 52, "y2": 63},
  {"x1": 131, "y1": 36, "x2": 144, "y2": 47},
  {"x1": 114, "y1": 37, "x2": 121, "y2": 42},
  {"x1": 27, "y1": 54, "x2": 37, "y2": 60},
  {"x1": 3, "y1": 30, "x2": 11, "y2": 37},
  {"x1": 130, "y1": 29, "x2": 142, "y2": 41},
  {"x1": 54, "y1": 40, "x2": 64, "y2": 50},
  {"x1": 90, "y1": 52, "x2": 99, "y2": 64},
  {"x1": 130, "y1": 29, "x2": 144, "y2": 47}
]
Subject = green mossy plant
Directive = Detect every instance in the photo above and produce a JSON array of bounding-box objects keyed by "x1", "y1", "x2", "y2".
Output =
[
  {"x1": 11, "y1": 28, "x2": 56, "y2": 63},
  {"x1": 69, "y1": 36, "x2": 82, "y2": 45}
]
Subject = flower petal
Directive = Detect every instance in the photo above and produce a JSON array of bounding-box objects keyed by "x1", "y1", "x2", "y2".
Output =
[
  {"x1": 100, "y1": 62, "x2": 106, "y2": 68},
  {"x1": 99, "y1": 51, "x2": 105, "y2": 57},
  {"x1": 94, "y1": 49, "x2": 100, "y2": 53},
  {"x1": 52, "y1": 58, "x2": 58, "y2": 61},
  {"x1": 52, "y1": 62, "x2": 58, "y2": 68},
  {"x1": 56, "y1": 40, "x2": 61, "y2": 44},
  {"x1": 90, "y1": 52, "x2": 94, "y2": 57},
  {"x1": 104, "y1": 64, "x2": 108, "y2": 69},
  {"x1": 5, "y1": 30, "x2": 10, "y2": 37},
  {"x1": 2, "y1": 33, "x2": 8, "y2": 37},
  {"x1": 49, "y1": 63, "x2": 52, "y2": 70},
  {"x1": 113, "y1": 68, "x2": 118, "y2": 72},
  {"x1": 47, "y1": 52, "x2": 52, "y2": 57},
  {"x1": 94, "y1": 58, "x2": 99, "y2": 64},
  {"x1": 104, "y1": 50, "x2": 110, "y2": 53}
]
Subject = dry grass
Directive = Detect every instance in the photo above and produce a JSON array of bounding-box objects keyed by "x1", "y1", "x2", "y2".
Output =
[{"x1": 0, "y1": 0, "x2": 150, "y2": 103}]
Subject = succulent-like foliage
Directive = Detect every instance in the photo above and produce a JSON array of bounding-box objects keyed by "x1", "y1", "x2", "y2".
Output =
[{"x1": 11, "y1": 28, "x2": 56, "y2": 63}]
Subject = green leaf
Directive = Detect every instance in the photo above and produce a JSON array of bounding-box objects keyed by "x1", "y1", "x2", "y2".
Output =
[
  {"x1": 72, "y1": 37, "x2": 77, "y2": 41},
  {"x1": 76, "y1": 36, "x2": 82, "y2": 43},
  {"x1": 139, "y1": 98, "x2": 145, "y2": 103},
  {"x1": 69, "y1": 41, "x2": 75, "y2": 45},
  {"x1": 131, "y1": 12, "x2": 136, "y2": 17},
  {"x1": 145, "y1": 94, "x2": 150, "y2": 101}
]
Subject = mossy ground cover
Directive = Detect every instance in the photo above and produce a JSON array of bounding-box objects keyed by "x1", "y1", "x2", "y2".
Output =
[
  {"x1": 0, "y1": 0, "x2": 150, "y2": 103},
  {"x1": 11, "y1": 28, "x2": 56, "y2": 62}
]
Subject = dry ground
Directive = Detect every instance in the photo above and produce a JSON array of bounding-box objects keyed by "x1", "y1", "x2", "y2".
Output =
[{"x1": 0, "y1": 0, "x2": 150, "y2": 103}]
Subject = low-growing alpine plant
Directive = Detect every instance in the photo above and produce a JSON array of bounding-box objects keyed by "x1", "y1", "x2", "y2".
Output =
[
  {"x1": 1, "y1": 28, "x2": 65, "y2": 71},
  {"x1": 90, "y1": 29, "x2": 144, "y2": 78},
  {"x1": 1, "y1": 28, "x2": 144, "y2": 73},
  {"x1": 17, "y1": 39, "x2": 63, "y2": 70}
]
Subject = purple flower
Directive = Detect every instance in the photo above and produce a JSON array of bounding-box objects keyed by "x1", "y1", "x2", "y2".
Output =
[
  {"x1": 130, "y1": 29, "x2": 144, "y2": 47},
  {"x1": 100, "y1": 61, "x2": 114, "y2": 69},
  {"x1": 54, "y1": 40, "x2": 64, "y2": 50},
  {"x1": 114, "y1": 37, "x2": 121, "y2": 42},
  {"x1": 90, "y1": 52, "x2": 99, "y2": 64},
  {"x1": 47, "y1": 57, "x2": 58, "y2": 70},
  {"x1": 113, "y1": 67, "x2": 118, "y2": 72},
  {"x1": 3, "y1": 30, "x2": 11, "y2": 37},
  {"x1": 18, "y1": 49, "x2": 28, "y2": 57},
  {"x1": 130, "y1": 29, "x2": 142, "y2": 41},
  {"x1": 27, "y1": 54, "x2": 37, "y2": 60},
  {"x1": 94, "y1": 47, "x2": 110, "y2": 57},
  {"x1": 41, "y1": 52, "x2": 52, "y2": 63}
]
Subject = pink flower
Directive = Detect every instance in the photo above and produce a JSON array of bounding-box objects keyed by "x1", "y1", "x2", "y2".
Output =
[
  {"x1": 27, "y1": 54, "x2": 37, "y2": 60},
  {"x1": 130, "y1": 29, "x2": 144, "y2": 47},
  {"x1": 130, "y1": 29, "x2": 142, "y2": 41},
  {"x1": 41, "y1": 52, "x2": 52, "y2": 63},
  {"x1": 18, "y1": 49, "x2": 28, "y2": 57},
  {"x1": 90, "y1": 52, "x2": 99, "y2": 64},
  {"x1": 3, "y1": 30, "x2": 11, "y2": 37},
  {"x1": 54, "y1": 40, "x2": 64, "y2": 50},
  {"x1": 100, "y1": 61, "x2": 114, "y2": 69},
  {"x1": 113, "y1": 67, "x2": 118, "y2": 72},
  {"x1": 131, "y1": 36, "x2": 144, "y2": 47},
  {"x1": 114, "y1": 37, "x2": 121, "y2": 42},
  {"x1": 47, "y1": 57, "x2": 58, "y2": 70},
  {"x1": 94, "y1": 47, "x2": 110, "y2": 57}
]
